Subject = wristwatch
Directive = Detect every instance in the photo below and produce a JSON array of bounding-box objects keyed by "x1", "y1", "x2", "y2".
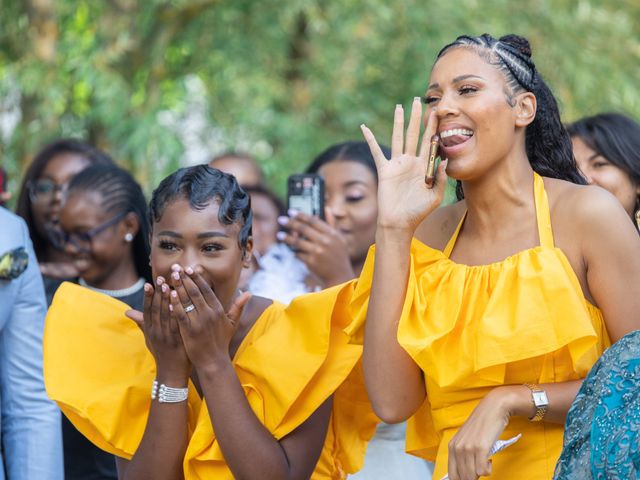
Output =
[{"x1": 524, "y1": 383, "x2": 548, "y2": 422}]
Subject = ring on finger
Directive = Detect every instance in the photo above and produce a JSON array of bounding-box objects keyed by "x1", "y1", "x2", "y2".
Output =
[{"x1": 183, "y1": 303, "x2": 196, "y2": 313}]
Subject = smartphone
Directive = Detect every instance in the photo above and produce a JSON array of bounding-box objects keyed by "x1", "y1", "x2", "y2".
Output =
[
  {"x1": 287, "y1": 174, "x2": 325, "y2": 219},
  {"x1": 425, "y1": 135, "x2": 439, "y2": 188}
]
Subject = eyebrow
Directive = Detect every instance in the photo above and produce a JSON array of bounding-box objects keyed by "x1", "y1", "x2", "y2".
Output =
[
  {"x1": 343, "y1": 180, "x2": 369, "y2": 188},
  {"x1": 156, "y1": 231, "x2": 230, "y2": 239},
  {"x1": 427, "y1": 74, "x2": 486, "y2": 90}
]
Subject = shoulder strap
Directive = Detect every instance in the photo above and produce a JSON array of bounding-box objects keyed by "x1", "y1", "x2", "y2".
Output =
[
  {"x1": 533, "y1": 172, "x2": 555, "y2": 248},
  {"x1": 443, "y1": 211, "x2": 467, "y2": 258}
]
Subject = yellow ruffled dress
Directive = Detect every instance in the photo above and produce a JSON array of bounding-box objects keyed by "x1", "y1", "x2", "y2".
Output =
[
  {"x1": 44, "y1": 281, "x2": 378, "y2": 479},
  {"x1": 347, "y1": 173, "x2": 611, "y2": 479}
]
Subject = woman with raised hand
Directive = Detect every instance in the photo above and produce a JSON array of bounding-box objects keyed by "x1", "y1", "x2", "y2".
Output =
[
  {"x1": 44, "y1": 165, "x2": 377, "y2": 479},
  {"x1": 355, "y1": 33, "x2": 640, "y2": 480}
]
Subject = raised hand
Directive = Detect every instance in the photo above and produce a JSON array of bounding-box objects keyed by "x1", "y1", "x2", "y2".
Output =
[
  {"x1": 277, "y1": 210, "x2": 354, "y2": 287},
  {"x1": 126, "y1": 277, "x2": 191, "y2": 383},
  {"x1": 168, "y1": 264, "x2": 251, "y2": 370},
  {"x1": 361, "y1": 97, "x2": 448, "y2": 233}
]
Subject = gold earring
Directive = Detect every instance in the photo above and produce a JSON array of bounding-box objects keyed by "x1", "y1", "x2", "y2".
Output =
[{"x1": 635, "y1": 209, "x2": 640, "y2": 231}]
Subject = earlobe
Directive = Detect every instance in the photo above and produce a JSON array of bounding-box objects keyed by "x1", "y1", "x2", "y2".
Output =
[{"x1": 515, "y1": 92, "x2": 537, "y2": 127}]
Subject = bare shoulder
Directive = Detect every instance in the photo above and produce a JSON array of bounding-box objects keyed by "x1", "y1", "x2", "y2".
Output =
[
  {"x1": 543, "y1": 177, "x2": 633, "y2": 234},
  {"x1": 414, "y1": 201, "x2": 466, "y2": 251}
]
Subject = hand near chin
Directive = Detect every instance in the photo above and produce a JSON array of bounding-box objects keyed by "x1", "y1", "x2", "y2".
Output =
[
  {"x1": 446, "y1": 388, "x2": 512, "y2": 480},
  {"x1": 278, "y1": 210, "x2": 355, "y2": 287},
  {"x1": 125, "y1": 278, "x2": 191, "y2": 383},
  {"x1": 168, "y1": 264, "x2": 251, "y2": 371},
  {"x1": 361, "y1": 97, "x2": 448, "y2": 233}
]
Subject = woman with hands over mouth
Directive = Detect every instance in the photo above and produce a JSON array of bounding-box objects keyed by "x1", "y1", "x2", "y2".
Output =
[
  {"x1": 44, "y1": 165, "x2": 377, "y2": 479},
  {"x1": 350, "y1": 33, "x2": 640, "y2": 480},
  {"x1": 278, "y1": 141, "x2": 389, "y2": 290}
]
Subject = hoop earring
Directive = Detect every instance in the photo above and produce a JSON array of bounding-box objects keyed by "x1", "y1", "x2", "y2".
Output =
[{"x1": 635, "y1": 209, "x2": 640, "y2": 231}]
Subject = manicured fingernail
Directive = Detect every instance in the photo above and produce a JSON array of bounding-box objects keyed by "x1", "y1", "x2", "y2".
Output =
[
  {"x1": 171, "y1": 290, "x2": 177, "y2": 298},
  {"x1": 144, "y1": 283, "x2": 152, "y2": 293},
  {"x1": 276, "y1": 231, "x2": 287, "y2": 241},
  {"x1": 161, "y1": 283, "x2": 168, "y2": 293},
  {"x1": 169, "y1": 304, "x2": 173, "y2": 312},
  {"x1": 185, "y1": 266, "x2": 194, "y2": 275},
  {"x1": 156, "y1": 277, "x2": 163, "y2": 286},
  {"x1": 172, "y1": 271, "x2": 180, "y2": 280},
  {"x1": 277, "y1": 215, "x2": 289, "y2": 226},
  {"x1": 288, "y1": 208, "x2": 299, "y2": 217},
  {"x1": 360, "y1": 123, "x2": 367, "y2": 130},
  {"x1": 396, "y1": 104, "x2": 402, "y2": 109},
  {"x1": 172, "y1": 264, "x2": 182, "y2": 271},
  {"x1": 414, "y1": 96, "x2": 420, "y2": 102}
]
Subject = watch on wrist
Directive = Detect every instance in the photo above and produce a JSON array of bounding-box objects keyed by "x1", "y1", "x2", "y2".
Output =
[{"x1": 524, "y1": 383, "x2": 548, "y2": 422}]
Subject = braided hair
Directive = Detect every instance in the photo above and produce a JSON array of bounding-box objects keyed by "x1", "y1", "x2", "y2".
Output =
[
  {"x1": 436, "y1": 34, "x2": 586, "y2": 199},
  {"x1": 67, "y1": 164, "x2": 151, "y2": 282},
  {"x1": 149, "y1": 165, "x2": 253, "y2": 250}
]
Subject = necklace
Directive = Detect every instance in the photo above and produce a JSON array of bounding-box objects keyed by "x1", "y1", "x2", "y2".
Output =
[{"x1": 79, "y1": 277, "x2": 146, "y2": 298}]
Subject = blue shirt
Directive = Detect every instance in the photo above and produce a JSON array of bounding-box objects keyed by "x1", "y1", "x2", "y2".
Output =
[{"x1": 0, "y1": 207, "x2": 63, "y2": 479}]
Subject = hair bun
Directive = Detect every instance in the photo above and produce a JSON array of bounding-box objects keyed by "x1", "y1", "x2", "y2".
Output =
[{"x1": 499, "y1": 34, "x2": 532, "y2": 58}]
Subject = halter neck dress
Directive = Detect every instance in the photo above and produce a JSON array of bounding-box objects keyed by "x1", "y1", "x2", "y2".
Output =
[{"x1": 347, "y1": 173, "x2": 611, "y2": 479}]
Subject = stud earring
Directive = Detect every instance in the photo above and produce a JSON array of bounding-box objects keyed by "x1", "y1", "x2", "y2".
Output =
[{"x1": 124, "y1": 233, "x2": 134, "y2": 242}]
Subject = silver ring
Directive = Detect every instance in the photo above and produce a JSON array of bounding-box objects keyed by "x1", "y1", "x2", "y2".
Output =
[{"x1": 183, "y1": 304, "x2": 195, "y2": 313}]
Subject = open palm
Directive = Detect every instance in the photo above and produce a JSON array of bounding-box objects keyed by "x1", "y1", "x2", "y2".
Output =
[{"x1": 361, "y1": 97, "x2": 448, "y2": 232}]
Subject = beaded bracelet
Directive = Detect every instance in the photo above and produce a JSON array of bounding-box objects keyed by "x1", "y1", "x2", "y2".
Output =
[{"x1": 150, "y1": 379, "x2": 188, "y2": 403}]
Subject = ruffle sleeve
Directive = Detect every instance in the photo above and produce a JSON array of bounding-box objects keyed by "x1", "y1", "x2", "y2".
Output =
[
  {"x1": 43, "y1": 282, "x2": 202, "y2": 459},
  {"x1": 44, "y1": 281, "x2": 377, "y2": 479}
]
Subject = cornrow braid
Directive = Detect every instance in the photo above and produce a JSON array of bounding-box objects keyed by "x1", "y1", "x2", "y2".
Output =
[
  {"x1": 437, "y1": 33, "x2": 585, "y2": 199},
  {"x1": 67, "y1": 164, "x2": 151, "y2": 281}
]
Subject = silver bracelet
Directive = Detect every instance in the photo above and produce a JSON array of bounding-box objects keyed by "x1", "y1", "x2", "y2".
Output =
[{"x1": 150, "y1": 379, "x2": 188, "y2": 403}]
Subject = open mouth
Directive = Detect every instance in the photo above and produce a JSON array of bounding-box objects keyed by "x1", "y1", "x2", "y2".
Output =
[{"x1": 439, "y1": 128, "x2": 474, "y2": 149}]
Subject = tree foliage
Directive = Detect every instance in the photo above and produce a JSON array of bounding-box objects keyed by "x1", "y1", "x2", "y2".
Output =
[{"x1": 1, "y1": 0, "x2": 639, "y2": 199}]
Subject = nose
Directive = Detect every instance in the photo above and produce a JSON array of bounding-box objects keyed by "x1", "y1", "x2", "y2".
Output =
[
  {"x1": 435, "y1": 91, "x2": 459, "y2": 119},
  {"x1": 325, "y1": 198, "x2": 346, "y2": 225},
  {"x1": 578, "y1": 166, "x2": 595, "y2": 185}
]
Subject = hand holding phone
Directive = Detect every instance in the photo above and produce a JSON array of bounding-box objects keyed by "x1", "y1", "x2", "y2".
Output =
[{"x1": 287, "y1": 174, "x2": 325, "y2": 219}]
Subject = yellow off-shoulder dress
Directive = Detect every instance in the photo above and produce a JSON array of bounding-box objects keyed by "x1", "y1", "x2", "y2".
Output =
[
  {"x1": 347, "y1": 173, "x2": 611, "y2": 479},
  {"x1": 44, "y1": 282, "x2": 378, "y2": 479}
]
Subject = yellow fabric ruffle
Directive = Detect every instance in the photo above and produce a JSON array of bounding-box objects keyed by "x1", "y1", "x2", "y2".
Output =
[
  {"x1": 346, "y1": 240, "x2": 610, "y2": 472},
  {"x1": 44, "y1": 282, "x2": 378, "y2": 479}
]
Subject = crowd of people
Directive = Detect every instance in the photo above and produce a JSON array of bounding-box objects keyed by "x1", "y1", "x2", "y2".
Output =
[{"x1": 1, "y1": 32, "x2": 639, "y2": 480}]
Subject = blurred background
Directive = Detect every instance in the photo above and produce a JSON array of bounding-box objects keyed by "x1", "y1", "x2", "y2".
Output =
[{"x1": 1, "y1": 0, "x2": 639, "y2": 200}]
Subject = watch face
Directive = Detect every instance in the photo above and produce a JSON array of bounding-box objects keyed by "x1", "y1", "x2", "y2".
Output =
[{"x1": 532, "y1": 391, "x2": 549, "y2": 406}]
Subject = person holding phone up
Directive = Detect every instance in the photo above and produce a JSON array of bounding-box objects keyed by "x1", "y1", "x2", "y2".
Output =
[{"x1": 278, "y1": 141, "x2": 388, "y2": 290}]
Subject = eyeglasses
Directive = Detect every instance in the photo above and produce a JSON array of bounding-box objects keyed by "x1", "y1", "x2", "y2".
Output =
[
  {"x1": 28, "y1": 179, "x2": 69, "y2": 204},
  {"x1": 49, "y1": 211, "x2": 128, "y2": 253}
]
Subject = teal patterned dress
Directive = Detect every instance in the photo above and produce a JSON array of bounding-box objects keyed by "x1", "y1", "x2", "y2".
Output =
[{"x1": 554, "y1": 330, "x2": 640, "y2": 479}]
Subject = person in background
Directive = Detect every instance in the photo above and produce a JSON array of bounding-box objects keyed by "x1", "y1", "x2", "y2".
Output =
[
  {"x1": 15, "y1": 138, "x2": 114, "y2": 304},
  {"x1": 0, "y1": 207, "x2": 63, "y2": 479},
  {"x1": 209, "y1": 151, "x2": 264, "y2": 188},
  {"x1": 567, "y1": 112, "x2": 640, "y2": 231},
  {"x1": 53, "y1": 164, "x2": 151, "y2": 480},
  {"x1": 277, "y1": 141, "x2": 433, "y2": 479}
]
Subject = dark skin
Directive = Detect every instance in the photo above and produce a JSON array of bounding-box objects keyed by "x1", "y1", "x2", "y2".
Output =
[
  {"x1": 361, "y1": 47, "x2": 640, "y2": 480},
  {"x1": 121, "y1": 198, "x2": 332, "y2": 480}
]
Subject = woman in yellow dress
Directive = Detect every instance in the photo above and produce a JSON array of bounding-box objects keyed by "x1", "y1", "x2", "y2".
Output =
[
  {"x1": 44, "y1": 165, "x2": 377, "y2": 479},
  {"x1": 355, "y1": 34, "x2": 640, "y2": 479}
]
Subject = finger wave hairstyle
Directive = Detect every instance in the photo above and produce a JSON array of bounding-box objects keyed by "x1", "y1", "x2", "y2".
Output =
[
  {"x1": 149, "y1": 165, "x2": 253, "y2": 250},
  {"x1": 436, "y1": 33, "x2": 586, "y2": 199}
]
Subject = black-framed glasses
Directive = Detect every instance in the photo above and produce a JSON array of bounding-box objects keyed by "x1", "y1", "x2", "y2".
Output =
[
  {"x1": 28, "y1": 179, "x2": 69, "y2": 204},
  {"x1": 49, "y1": 211, "x2": 128, "y2": 253}
]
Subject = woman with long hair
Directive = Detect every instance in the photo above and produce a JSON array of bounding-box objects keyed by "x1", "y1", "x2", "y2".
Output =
[{"x1": 355, "y1": 33, "x2": 640, "y2": 480}]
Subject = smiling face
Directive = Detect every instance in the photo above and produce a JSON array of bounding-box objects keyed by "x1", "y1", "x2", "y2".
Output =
[
  {"x1": 424, "y1": 47, "x2": 533, "y2": 181},
  {"x1": 31, "y1": 153, "x2": 91, "y2": 238},
  {"x1": 59, "y1": 190, "x2": 136, "y2": 287},
  {"x1": 150, "y1": 197, "x2": 252, "y2": 309},
  {"x1": 572, "y1": 136, "x2": 639, "y2": 217},
  {"x1": 318, "y1": 160, "x2": 378, "y2": 265}
]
